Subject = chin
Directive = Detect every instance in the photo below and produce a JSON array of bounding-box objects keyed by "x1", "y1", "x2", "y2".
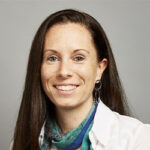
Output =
[{"x1": 54, "y1": 99, "x2": 82, "y2": 110}]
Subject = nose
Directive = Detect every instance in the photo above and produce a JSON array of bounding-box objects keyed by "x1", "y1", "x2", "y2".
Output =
[{"x1": 57, "y1": 59, "x2": 73, "y2": 79}]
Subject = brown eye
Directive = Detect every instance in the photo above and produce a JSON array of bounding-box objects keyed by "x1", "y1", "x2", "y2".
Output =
[{"x1": 74, "y1": 56, "x2": 85, "y2": 62}]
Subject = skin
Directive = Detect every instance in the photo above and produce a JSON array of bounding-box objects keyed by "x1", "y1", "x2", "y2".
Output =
[{"x1": 41, "y1": 23, "x2": 107, "y2": 138}]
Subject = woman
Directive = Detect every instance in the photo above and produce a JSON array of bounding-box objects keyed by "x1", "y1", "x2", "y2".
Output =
[{"x1": 11, "y1": 9, "x2": 150, "y2": 150}]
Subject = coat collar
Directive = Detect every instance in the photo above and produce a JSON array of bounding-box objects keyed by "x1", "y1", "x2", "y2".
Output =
[{"x1": 91, "y1": 100, "x2": 118, "y2": 147}]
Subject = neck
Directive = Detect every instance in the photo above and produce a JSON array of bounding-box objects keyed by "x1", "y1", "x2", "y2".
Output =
[{"x1": 55, "y1": 99, "x2": 93, "y2": 134}]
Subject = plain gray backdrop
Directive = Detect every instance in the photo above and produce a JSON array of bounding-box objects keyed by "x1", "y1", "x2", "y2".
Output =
[{"x1": 0, "y1": 0, "x2": 150, "y2": 149}]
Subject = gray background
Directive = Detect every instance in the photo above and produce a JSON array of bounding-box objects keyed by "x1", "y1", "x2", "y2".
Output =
[{"x1": 0, "y1": 0, "x2": 150, "y2": 149}]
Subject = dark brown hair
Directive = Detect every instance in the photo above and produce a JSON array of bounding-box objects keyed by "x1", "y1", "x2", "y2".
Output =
[{"x1": 12, "y1": 9, "x2": 130, "y2": 150}]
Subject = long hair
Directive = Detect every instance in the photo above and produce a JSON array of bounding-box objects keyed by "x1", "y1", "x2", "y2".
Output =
[{"x1": 12, "y1": 9, "x2": 130, "y2": 150}]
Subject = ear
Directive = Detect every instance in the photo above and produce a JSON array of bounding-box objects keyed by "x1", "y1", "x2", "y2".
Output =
[{"x1": 96, "y1": 58, "x2": 108, "y2": 81}]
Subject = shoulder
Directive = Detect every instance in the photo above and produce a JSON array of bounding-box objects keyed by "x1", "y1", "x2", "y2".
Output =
[
  {"x1": 91, "y1": 101, "x2": 150, "y2": 149},
  {"x1": 114, "y1": 111, "x2": 145, "y2": 132},
  {"x1": 132, "y1": 124, "x2": 150, "y2": 149},
  {"x1": 95, "y1": 101, "x2": 150, "y2": 133},
  {"x1": 109, "y1": 110, "x2": 150, "y2": 149},
  {"x1": 114, "y1": 112, "x2": 150, "y2": 138}
]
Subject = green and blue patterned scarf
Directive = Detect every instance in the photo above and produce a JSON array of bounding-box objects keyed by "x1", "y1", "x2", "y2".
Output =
[{"x1": 41, "y1": 103, "x2": 98, "y2": 150}]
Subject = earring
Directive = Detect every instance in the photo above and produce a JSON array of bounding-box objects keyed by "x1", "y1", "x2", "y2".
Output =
[{"x1": 94, "y1": 80, "x2": 102, "y2": 103}]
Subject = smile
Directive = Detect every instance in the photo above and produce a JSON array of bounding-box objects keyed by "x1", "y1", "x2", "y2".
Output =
[{"x1": 55, "y1": 85, "x2": 78, "y2": 91}]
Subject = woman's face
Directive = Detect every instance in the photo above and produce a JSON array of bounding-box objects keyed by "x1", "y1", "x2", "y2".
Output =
[{"x1": 41, "y1": 23, "x2": 107, "y2": 109}]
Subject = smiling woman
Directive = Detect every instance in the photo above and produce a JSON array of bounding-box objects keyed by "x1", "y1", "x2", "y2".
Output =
[
  {"x1": 11, "y1": 9, "x2": 150, "y2": 150},
  {"x1": 41, "y1": 23, "x2": 107, "y2": 111}
]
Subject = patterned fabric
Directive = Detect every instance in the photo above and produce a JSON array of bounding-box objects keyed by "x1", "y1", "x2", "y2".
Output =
[{"x1": 41, "y1": 103, "x2": 98, "y2": 150}]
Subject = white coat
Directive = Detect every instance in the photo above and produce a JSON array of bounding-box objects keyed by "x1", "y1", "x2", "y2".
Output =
[{"x1": 39, "y1": 100, "x2": 150, "y2": 150}]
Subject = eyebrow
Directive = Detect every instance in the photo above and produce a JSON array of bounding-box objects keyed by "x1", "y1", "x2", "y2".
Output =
[
  {"x1": 44, "y1": 49, "x2": 58, "y2": 53},
  {"x1": 44, "y1": 49, "x2": 90, "y2": 54}
]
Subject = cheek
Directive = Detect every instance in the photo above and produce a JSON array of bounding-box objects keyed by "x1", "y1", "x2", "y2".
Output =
[
  {"x1": 41, "y1": 66, "x2": 48, "y2": 82},
  {"x1": 41, "y1": 66, "x2": 54, "y2": 94},
  {"x1": 41, "y1": 66, "x2": 53, "y2": 86},
  {"x1": 41, "y1": 64, "x2": 56, "y2": 80},
  {"x1": 76, "y1": 64, "x2": 97, "y2": 83}
]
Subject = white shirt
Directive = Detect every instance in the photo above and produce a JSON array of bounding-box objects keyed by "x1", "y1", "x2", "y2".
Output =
[{"x1": 39, "y1": 101, "x2": 150, "y2": 150}]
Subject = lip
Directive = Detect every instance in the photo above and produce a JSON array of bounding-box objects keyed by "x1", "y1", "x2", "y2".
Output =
[
  {"x1": 54, "y1": 83, "x2": 79, "y2": 86},
  {"x1": 53, "y1": 84, "x2": 79, "y2": 95}
]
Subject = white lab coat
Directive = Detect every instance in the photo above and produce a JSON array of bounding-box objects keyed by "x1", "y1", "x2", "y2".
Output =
[{"x1": 39, "y1": 101, "x2": 150, "y2": 150}]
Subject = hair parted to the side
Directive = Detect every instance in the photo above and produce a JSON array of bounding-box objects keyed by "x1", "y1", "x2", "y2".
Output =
[{"x1": 12, "y1": 9, "x2": 131, "y2": 150}]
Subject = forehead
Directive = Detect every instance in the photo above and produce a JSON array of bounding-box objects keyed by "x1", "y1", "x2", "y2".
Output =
[
  {"x1": 46, "y1": 22, "x2": 92, "y2": 37},
  {"x1": 44, "y1": 23, "x2": 95, "y2": 52}
]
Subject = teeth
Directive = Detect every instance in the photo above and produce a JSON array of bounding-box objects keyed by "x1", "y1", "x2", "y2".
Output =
[{"x1": 55, "y1": 85, "x2": 77, "y2": 91}]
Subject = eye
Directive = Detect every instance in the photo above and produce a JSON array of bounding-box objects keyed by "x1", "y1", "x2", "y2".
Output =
[
  {"x1": 74, "y1": 56, "x2": 85, "y2": 62},
  {"x1": 47, "y1": 55, "x2": 58, "y2": 62}
]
